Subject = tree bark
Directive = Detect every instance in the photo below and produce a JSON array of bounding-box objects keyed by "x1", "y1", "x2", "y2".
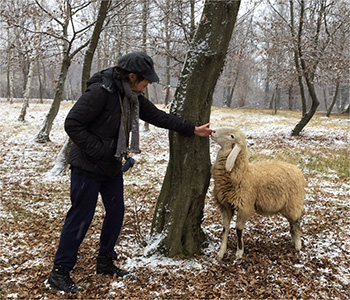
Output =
[
  {"x1": 37, "y1": 58, "x2": 44, "y2": 103},
  {"x1": 289, "y1": 0, "x2": 307, "y2": 115},
  {"x1": 288, "y1": 84, "x2": 294, "y2": 110},
  {"x1": 326, "y1": 81, "x2": 340, "y2": 117},
  {"x1": 7, "y1": 27, "x2": 14, "y2": 104},
  {"x1": 34, "y1": 55, "x2": 71, "y2": 143},
  {"x1": 47, "y1": 137, "x2": 73, "y2": 176},
  {"x1": 142, "y1": 0, "x2": 150, "y2": 132},
  {"x1": 164, "y1": 0, "x2": 171, "y2": 106},
  {"x1": 151, "y1": 0, "x2": 241, "y2": 257},
  {"x1": 291, "y1": 77, "x2": 319, "y2": 135},
  {"x1": 81, "y1": 0, "x2": 110, "y2": 92},
  {"x1": 323, "y1": 87, "x2": 328, "y2": 111},
  {"x1": 18, "y1": 52, "x2": 36, "y2": 122},
  {"x1": 224, "y1": 70, "x2": 239, "y2": 108},
  {"x1": 189, "y1": 0, "x2": 195, "y2": 40},
  {"x1": 342, "y1": 104, "x2": 349, "y2": 114},
  {"x1": 269, "y1": 84, "x2": 277, "y2": 110},
  {"x1": 291, "y1": 0, "x2": 321, "y2": 136}
]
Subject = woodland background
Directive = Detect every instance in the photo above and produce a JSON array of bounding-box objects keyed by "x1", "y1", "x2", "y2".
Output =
[
  {"x1": 0, "y1": 0, "x2": 349, "y2": 113},
  {"x1": 0, "y1": 0, "x2": 349, "y2": 298}
]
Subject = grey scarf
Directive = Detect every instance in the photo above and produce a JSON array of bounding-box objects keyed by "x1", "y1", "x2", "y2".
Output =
[{"x1": 115, "y1": 80, "x2": 141, "y2": 161}]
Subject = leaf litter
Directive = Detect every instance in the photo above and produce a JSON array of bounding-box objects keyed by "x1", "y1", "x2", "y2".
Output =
[{"x1": 0, "y1": 100, "x2": 349, "y2": 299}]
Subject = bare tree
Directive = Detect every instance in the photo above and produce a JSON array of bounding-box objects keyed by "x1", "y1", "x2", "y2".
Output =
[
  {"x1": 81, "y1": 0, "x2": 112, "y2": 92},
  {"x1": 322, "y1": 2, "x2": 350, "y2": 116},
  {"x1": 151, "y1": 0, "x2": 241, "y2": 257},
  {"x1": 34, "y1": 0, "x2": 93, "y2": 143},
  {"x1": 222, "y1": 7, "x2": 257, "y2": 108},
  {"x1": 326, "y1": 80, "x2": 340, "y2": 117},
  {"x1": 142, "y1": 0, "x2": 151, "y2": 131},
  {"x1": 18, "y1": 48, "x2": 36, "y2": 121},
  {"x1": 18, "y1": 4, "x2": 42, "y2": 121},
  {"x1": 148, "y1": 0, "x2": 201, "y2": 105},
  {"x1": 290, "y1": 0, "x2": 339, "y2": 135},
  {"x1": 290, "y1": 0, "x2": 320, "y2": 135},
  {"x1": 259, "y1": 0, "x2": 347, "y2": 134},
  {"x1": 6, "y1": 26, "x2": 15, "y2": 103},
  {"x1": 1, "y1": 0, "x2": 43, "y2": 104},
  {"x1": 48, "y1": 0, "x2": 112, "y2": 176}
]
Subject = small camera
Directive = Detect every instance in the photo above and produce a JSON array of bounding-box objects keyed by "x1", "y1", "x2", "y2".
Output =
[{"x1": 121, "y1": 157, "x2": 135, "y2": 172}]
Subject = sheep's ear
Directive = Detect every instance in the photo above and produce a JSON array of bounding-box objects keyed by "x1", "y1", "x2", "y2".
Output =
[{"x1": 225, "y1": 144, "x2": 241, "y2": 172}]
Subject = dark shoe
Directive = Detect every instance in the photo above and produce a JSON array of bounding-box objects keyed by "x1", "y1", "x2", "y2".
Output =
[
  {"x1": 96, "y1": 256, "x2": 130, "y2": 278},
  {"x1": 47, "y1": 265, "x2": 83, "y2": 294}
]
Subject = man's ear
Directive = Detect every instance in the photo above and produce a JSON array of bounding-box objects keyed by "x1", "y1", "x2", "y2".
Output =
[{"x1": 128, "y1": 73, "x2": 137, "y2": 82}]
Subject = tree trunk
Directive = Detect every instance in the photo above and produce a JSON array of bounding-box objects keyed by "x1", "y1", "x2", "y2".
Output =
[
  {"x1": 298, "y1": 75, "x2": 307, "y2": 115},
  {"x1": 34, "y1": 55, "x2": 71, "y2": 143},
  {"x1": 151, "y1": 84, "x2": 159, "y2": 104},
  {"x1": 223, "y1": 86, "x2": 232, "y2": 107},
  {"x1": 81, "y1": 0, "x2": 110, "y2": 92},
  {"x1": 289, "y1": 0, "x2": 307, "y2": 115},
  {"x1": 18, "y1": 52, "x2": 36, "y2": 122},
  {"x1": 142, "y1": 0, "x2": 150, "y2": 132},
  {"x1": 291, "y1": 78, "x2": 319, "y2": 135},
  {"x1": 7, "y1": 27, "x2": 14, "y2": 104},
  {"x1": 264, "y1": 79, "x2": 270, "y2": 108},
  {"x1": 291, "y1": 0, "x2": 320, "y2": 136},
  {"x1": 323, "y1": 87, "x2": 328, "y2": 111},
  {"x1": 276, "y1": 86, "x2": 281, "y2": 113},
  {"x1": 37, "y1": 58, "x2": 43, "y2": 103},
  {"x1": 326, "y1": 81, "x2": 340, "y2": 117},
  {"x1": 151, "y1": 0, "x2": 241, "y2": 257},
  {"x1": 47, "y1": 137, "x2": 73, "y2": 176},
  {"x1": 164, "y1": 0, "x2": 171, "y2": 106},
  {"x1": 339, "y1": 85, "x2": 349, "y2": 112},
  {"x1": 269, "y1": 84, "x2": 277, "y2": 110},
  {"x1": 288, "y1": 84, "x2": 294, "y2": 110},
  {"x1": 142, "y1": 87, "x2": 150, "y2": 131},
  {"x1": 342, "y1": 104, "x2": 349, "y2": 114},
  {"x1": 7, "y1": 59, "x2": 14, "y2": 104},
  {"x1": 189, "y1": 0, "x2": 195, "y2": 40},
  {"x1": 19, "y1": 15, "x2": 41, "y2": 121},
  {"x1": 225, "y1": 70, "x2": 239, "y2": 108}
]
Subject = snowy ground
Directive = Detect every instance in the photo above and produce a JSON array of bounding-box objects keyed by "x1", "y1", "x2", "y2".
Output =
[{"x1": 0, "y1": 99, "x2": 349, "y2": 299}]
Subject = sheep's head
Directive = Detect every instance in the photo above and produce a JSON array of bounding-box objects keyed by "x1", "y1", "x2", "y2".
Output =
[{"x1": 211, "y1": 128, "x2": 246, "y2": 172}]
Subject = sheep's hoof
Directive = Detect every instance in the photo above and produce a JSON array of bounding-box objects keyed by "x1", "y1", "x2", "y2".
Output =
[
  {"x1": 217, "y1": 253, "x2": 224, "y2": 261},
  {"x1": 294, "y1": 239, "x2": 302, "y2": 251},
  {"x1": 235, "y1": 249, "x2": 243, "y2": 258}
]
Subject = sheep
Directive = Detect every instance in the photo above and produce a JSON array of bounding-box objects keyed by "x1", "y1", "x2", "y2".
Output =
[{"x1": 210, "y1": 127, "x2": 305, "y2": 259}]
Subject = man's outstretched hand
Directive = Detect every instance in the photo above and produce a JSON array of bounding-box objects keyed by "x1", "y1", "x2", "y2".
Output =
[{"x1": 194, "y1": 123, "x2": 215, "y2": 137}]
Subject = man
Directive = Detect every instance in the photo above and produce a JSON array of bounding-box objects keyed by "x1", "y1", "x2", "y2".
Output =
[{"x1": 47, "y1": 51, "x2": 214, "y2": 293}]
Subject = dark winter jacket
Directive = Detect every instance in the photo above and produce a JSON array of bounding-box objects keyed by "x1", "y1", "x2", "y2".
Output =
[{"x1": 64, "y1": 67, "x2": 195, "y2": 178}]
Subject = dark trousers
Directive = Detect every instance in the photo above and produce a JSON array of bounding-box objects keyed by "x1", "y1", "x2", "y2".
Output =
[{"x1": 54, "y1": 169, "x2": 124, "y2": 272}]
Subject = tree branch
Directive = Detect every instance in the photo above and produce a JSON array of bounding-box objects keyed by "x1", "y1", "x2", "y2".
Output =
[
  {"x1": 34, "y1": 0, "x2": 64, "y2": 27},
  {"x1": 69, "y1": 39, "x2": 91, "y2": 60},
  {"x1": 266, "y1": 0, "x2": 293, "y2": 30}
]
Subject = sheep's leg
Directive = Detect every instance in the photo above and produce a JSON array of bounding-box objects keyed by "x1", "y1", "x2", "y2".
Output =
[
  {"x1": 290, "y1": 218, "x2": 302, "y2": 251},
  {"x1": 235, "y1": 219, "x2": 245, "y2": 258},
  {"x1": 217, "y1": 204, "x2": 234, "y2": 260}
]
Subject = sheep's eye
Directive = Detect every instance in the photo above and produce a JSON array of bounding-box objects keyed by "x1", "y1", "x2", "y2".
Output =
[{"x1": 230, "y1": 134, "x2": 235, "y2": 139}]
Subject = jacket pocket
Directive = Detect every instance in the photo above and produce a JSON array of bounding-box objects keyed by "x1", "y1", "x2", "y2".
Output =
[{"x1": 102, "y1": 138, "x2": 117, "y2": 160}]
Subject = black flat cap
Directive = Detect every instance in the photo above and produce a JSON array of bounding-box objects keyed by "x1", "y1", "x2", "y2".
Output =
[{"x1": 118, "y1": 52, "x2": 159, "y2": 82}]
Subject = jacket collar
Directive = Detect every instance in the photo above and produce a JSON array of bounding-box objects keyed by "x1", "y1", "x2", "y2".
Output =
[{"x1": 99, "y1": 67, "x2": 124, "y2": 96}]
